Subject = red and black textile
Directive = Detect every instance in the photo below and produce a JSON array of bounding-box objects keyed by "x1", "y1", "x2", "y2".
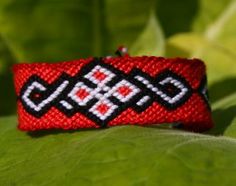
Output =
[{"x1": 13, "y1": 56, "x2": 214, "y2": 132}]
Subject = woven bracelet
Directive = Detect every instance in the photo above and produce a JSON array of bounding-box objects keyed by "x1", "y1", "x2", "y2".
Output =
[{"x1": 13, "y1": 53, "x2": 214, "y2": 132}]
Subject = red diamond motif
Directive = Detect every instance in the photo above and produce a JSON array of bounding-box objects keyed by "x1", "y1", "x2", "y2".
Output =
[
  {"x1": 76, "y1": 88, "x2": 90, "y2": 100},
  {"x1": 117, "y1": 86, "x2": 132, "y2": 97},
  {"x1": 96, "y1": 103, "x2": 110, "y2": 115},
  {"x1": 92, "y1": 70, "x2": 107, "y2": 81},
  {"x1": 33, "y1": 93, "x2": 41, "y2": 98}
]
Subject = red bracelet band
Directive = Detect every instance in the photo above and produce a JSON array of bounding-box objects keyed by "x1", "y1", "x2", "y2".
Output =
[{"x1": 13, "y1": 56, "x2": 213, "y2": 132}]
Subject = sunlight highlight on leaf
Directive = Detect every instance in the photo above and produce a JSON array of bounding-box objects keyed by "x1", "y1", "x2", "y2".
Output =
[{"x1": 130, "y1": 12, "x2": 165, "y2": 56}]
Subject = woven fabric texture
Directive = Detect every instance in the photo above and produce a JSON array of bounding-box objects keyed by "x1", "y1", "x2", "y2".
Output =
[{"x1": 13, "y1": 56, "x2": 213, "y2": 132}]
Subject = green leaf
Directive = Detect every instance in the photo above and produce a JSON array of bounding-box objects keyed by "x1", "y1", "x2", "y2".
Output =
[
  {"x1": 155, "y1": 0, "x2": 199, "y2": 37},
  {"x1": 0, "y1": 36, "x2": 17, "y2": 115},
  {"x1": 192, "y1": 0, "x2": 234, "y2": 33},
  {"x1": 155, "y1": 0, "x2": 234, "y2": 37},
  {"x1": 130, "y1": 12, "x2": 165, "y2": 56},
  {"x1": 211, "y1": 93, "x2": 236, "y2": 137},
  {"x1": 0, "y1": 0, "x2": 155, "y2": 62},
  {"x1": 1, "y1": 116, "x2": 236, "y2": 185}
]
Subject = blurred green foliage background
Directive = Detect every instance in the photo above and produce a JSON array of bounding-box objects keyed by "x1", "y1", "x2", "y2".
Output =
[{"x1": 0, "y1": 0, "x2": 236, "y2": 185}]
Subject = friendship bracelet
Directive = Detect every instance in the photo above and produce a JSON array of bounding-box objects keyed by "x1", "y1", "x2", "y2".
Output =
[{"x1": 13, "y1": 54, "x2": 214, "y2": 132}]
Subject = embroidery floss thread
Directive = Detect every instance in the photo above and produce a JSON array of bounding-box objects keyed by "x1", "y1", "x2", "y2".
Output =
[{"x1": 13, "y1": 55, "x2": 213, "y2": 132}]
